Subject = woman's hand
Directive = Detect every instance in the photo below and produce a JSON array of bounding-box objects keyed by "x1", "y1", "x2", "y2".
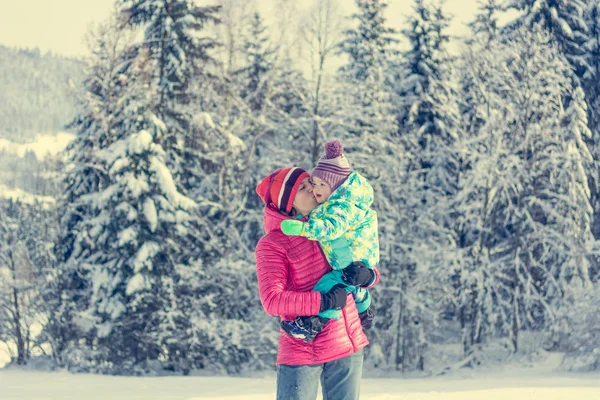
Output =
[
  {"x1": 319, "y1": 284, "x2": 348, "y2": 312},
  {"x1": 341, "y1": 262, "x2": 375, "y2": 287},
  {"x1": 280, "y1": 220, "x2": 306, "y2": 236}
]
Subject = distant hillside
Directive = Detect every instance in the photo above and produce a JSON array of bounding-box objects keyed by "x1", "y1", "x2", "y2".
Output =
[
  {"x1": 0, "y1": 133, "x2": 74, "y2": 199},
  {"x1": 0, "y1": 45, "x2": 84, "y2": 142}
]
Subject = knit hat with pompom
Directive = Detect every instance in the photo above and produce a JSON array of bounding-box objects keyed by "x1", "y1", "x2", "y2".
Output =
[{"x1": 311, "y1": 140, "x2": 352, "y2": 192}]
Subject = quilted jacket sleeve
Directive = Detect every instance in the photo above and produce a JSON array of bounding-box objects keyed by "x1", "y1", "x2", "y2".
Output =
[{"x1": 255, "y1": 238, "x2": 322, "y2": 317}]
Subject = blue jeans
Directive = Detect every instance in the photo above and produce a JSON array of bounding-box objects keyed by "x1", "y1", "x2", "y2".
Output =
[{"x1": 276, "y1": 349, "x2": 364, "y2": 400}]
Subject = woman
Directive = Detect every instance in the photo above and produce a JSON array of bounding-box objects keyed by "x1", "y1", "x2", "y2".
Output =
[{"x1": 255, "y1": 167, "x2": 380, "y2": 400}]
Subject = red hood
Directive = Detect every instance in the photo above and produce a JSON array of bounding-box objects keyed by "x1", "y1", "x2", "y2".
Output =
[{"x1": 263, "y1": 203, "x2": 308, "y2": 234}]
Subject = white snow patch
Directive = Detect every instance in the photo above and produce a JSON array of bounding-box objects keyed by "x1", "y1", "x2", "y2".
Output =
[
  {"x1": 109, "y1": 157, "x2": 130, "y2": 175},
  {"x1": 1, "y1": 369, "x2": 600, "y2": 400},
  {"x1": 130, "y1": 130, "x2": 153, "y2": 154},
  {"x1": 226, "y1": 132, "x2": 247, "y2": 153},
  {"x1": 117, "y1": 227, "x2": 137, "y2": 246},
  {"x1": 150, "y1": 156, "x2": 196, "y2": 210},
  {"x1": 123, "y1": 173, "x2": 150, "y2": 198},
  {"x1": 125, "y1": 273, "x2": 149, "y2": 295},
  {"x1": 133, "y1": 241, "x2": 160, "y2": 272},
  {"x1": 0, "y1": 132, "x2": 75, "y2": 159},
  {"x1": 143, "y1": 198, "x2": 158, "y2": 232},
  {"x1": 193, "y1": 112, "x2": 216, "y2": 129},
  {"x1": 0, "y1": 184, "x2": 55, "y2": 206},
  {"x1": 151, "y1": 114, "x2": 167, "y2": 134}
]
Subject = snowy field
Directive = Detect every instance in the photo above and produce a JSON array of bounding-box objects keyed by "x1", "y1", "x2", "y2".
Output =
[
  {"x1": 2, "y1": 367, "x2": 600, "y2": 400},
  {"x1": 0, "y1": 132, "x2": 75, "y2": 159}
]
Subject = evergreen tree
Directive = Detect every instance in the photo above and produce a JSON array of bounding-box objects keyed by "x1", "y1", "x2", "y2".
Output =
[
  {"x1": 380, "y1": 0, "x2": 461, "y2": 371},
  {"x1": 119, "y1": 0, "x2": 220, "y2": 191},
  {"x1": 459, "y1": 26, "x2": 594, "y2": 353},
  {"x1": 336, "y1": 0, "x2": 398, "y2": 171},
  {"x1": 339, "y1": 0, "x2": 398, "y2": 83},
  {"x1": 468, "y1": 0, "x2": 505, "y2": 44},
  {"x1": 582, "y1": 1, "x2": 600, "y2": 251},
  {"x1": 88, "y1": 115, "x2": 199, "y2": 372},
  {"x1": 50, "y1": 18, "x2": 140, "y2": 368},
  {"x1": 338, "y1": 0, "x2": 398, "y2": 131},
  {"x1": 235, "y1": 12, "x2": 275, "y2": 114},
  {"x1": 507, "y1": 0, "x2": 589, "y2": 78}
]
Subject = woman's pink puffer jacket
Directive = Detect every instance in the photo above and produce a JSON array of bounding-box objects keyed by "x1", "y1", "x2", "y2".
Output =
[{"x1": 255, "y1": 204, "x2": 380, "y2": 366}]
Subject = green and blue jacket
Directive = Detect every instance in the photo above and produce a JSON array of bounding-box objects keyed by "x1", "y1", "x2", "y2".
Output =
[{"x1": 302, "y1": 171, "x2": 379, "y2": 270}]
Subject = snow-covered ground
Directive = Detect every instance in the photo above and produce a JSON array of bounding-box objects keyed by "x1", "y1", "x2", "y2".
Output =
[
  {"x1": 2, "y1": 366, "x2": 600, "y2": 400},
  {"x1": 0, "y1": 183, "x2": 56, "y2": 204},
  {"x1": 0, "y1": 132, "x2": 74, "y2": 159}
]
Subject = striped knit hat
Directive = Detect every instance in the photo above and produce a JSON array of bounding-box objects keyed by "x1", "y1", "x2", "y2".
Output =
[
  {"x1": 312, "y1": 140, "x2": 351, "y2": 192},
  {"x1": 256, "y1": 167, "x2": 310, "y2": 214}
]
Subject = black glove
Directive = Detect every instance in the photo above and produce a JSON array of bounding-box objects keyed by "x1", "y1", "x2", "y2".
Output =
[
  {"x1": 341, "y1": 262, "x2": 375, "y2": 287},
  {"x1": 320, "y1": 284, "x2": 348, "y2": 312}
]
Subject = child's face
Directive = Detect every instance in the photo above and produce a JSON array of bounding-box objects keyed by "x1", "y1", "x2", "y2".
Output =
[{"x1": 310, "y1": 176, "x2": 331, "y2": 204}]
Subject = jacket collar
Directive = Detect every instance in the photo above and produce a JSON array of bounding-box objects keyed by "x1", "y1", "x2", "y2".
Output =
[{"x1": 263, "y1": 203, "x2": 308, "y2": 234}]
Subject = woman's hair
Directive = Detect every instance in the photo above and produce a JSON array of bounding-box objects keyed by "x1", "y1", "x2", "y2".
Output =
[{"x1": 277, "y1": 204, "x2": 298, "y2": 217}]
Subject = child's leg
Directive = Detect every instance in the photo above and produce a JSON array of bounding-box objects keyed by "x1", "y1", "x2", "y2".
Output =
[
  {"x1": 313, "y1": 270, "x2": 354, "y2": 320},
  {"x1": 282, "y1": 271, "x2": 352, "y2": 341},
  {"x1": 351, "y1": 287, "x2": 374, "y2": 330},
  {"x1": 352, "y1": 287, "x2": 371, "y2": 314},
  {"x1": 280, "y1": 315, "x2": 329, "y2": 342}
]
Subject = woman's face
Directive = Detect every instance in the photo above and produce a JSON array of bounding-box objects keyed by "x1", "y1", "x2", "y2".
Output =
[
  {"x1": 292, "y1": 177, "x2": 318, "y2": 216},
  {"x1": 310, "y1": 176, "x2": 331, "y2": 204}
]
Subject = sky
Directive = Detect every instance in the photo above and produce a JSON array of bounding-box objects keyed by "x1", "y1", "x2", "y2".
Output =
[{"x1": 0, "y1": 0, "x2": 484, "y2": 58}]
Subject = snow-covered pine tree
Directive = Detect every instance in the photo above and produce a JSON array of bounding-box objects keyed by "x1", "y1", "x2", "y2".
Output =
[
  {"x1": 335, "y1": 0, "x2": 399, "y2": 183},
  {"x1": 449, "y1": 1, "x2": 515, "y2": 362},
  {"x1": 119, "y1": 0, "x2": 220, "y2": 192},
  {"x1": 235, "y1": 12, "x2": 275, "y2": 115},
  {"x1": 176, "y1": 3, "x2": 303, "y2": 371},
  {"x1": 76, "y1": 42, "x2": 210, "y2": 373},
  {"x1": 338, "y1": 0, "x2": 398, "y2": 133},
  {"x1": 88, "y1": 113, "x2": 200, "y2": 373},
  {"x1": 542, "y1": 83, "x2": 595, "y2": 349},
  {"x1": 468, "y1": 0, "x2": 505, "y2": 45},
  {"x1": 507, "y1": 0, "x2": 589, "y2": 79},
  {"x1": 179, "y1": 85, "x2": 286, "y2": 373},
  {"x1": 558, "y1": 287, "x2": 600, "y2": 371},
  {"x1": 339, "y1": 0, "x2": 397, "y2": 83},
  {"x1": 49, "y1": 16, "x2": 141, "y2": 368},
  {"x1": 117, "y1": 2, "x2": 274, "y2": 373},
  {"x1": 477, "y1": 26, "x2": 593, "y2": 352},
  {"x1": 378, "y1": 0, "x2": 460, "y2": 371},
  {"x1": 582, "y1": 1, "x2": 600, "y2": 260},
  {"x1": 583, "y1": 1, "x2": 600, "y2": 136}
]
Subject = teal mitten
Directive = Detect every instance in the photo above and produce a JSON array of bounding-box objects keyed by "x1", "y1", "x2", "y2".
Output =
[{"x1": 280, "y1": 220, "x2": 306, "y2": 236}]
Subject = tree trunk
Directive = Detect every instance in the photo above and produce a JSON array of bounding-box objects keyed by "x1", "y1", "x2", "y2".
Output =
[
  {"x1": 511, "y1": 287, "x2": 519, "y2": 353},
  {"x1": 395, "y1": 292, "x2": 404, "y2": 371},
  {"x1": 12, "y1": 287, "x2": 26, "y2": 365}
]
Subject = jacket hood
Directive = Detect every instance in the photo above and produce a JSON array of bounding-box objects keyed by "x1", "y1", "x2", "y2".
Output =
[{"x1": 333, "y1": 171, "x2": 374, "y2": 207}]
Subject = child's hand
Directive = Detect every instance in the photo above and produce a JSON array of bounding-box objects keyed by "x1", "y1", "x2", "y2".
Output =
[
  {"x1": 280, "y1": 220, "x2": 305, "y2": 236},
  {"x1": 341, "y1": 262, "x2": 375, "y2": 287}
]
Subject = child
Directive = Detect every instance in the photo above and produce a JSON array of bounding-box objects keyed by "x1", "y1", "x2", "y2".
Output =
[{"x1": 279, "y1": 139, "x2": 379, "y2": 342}]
